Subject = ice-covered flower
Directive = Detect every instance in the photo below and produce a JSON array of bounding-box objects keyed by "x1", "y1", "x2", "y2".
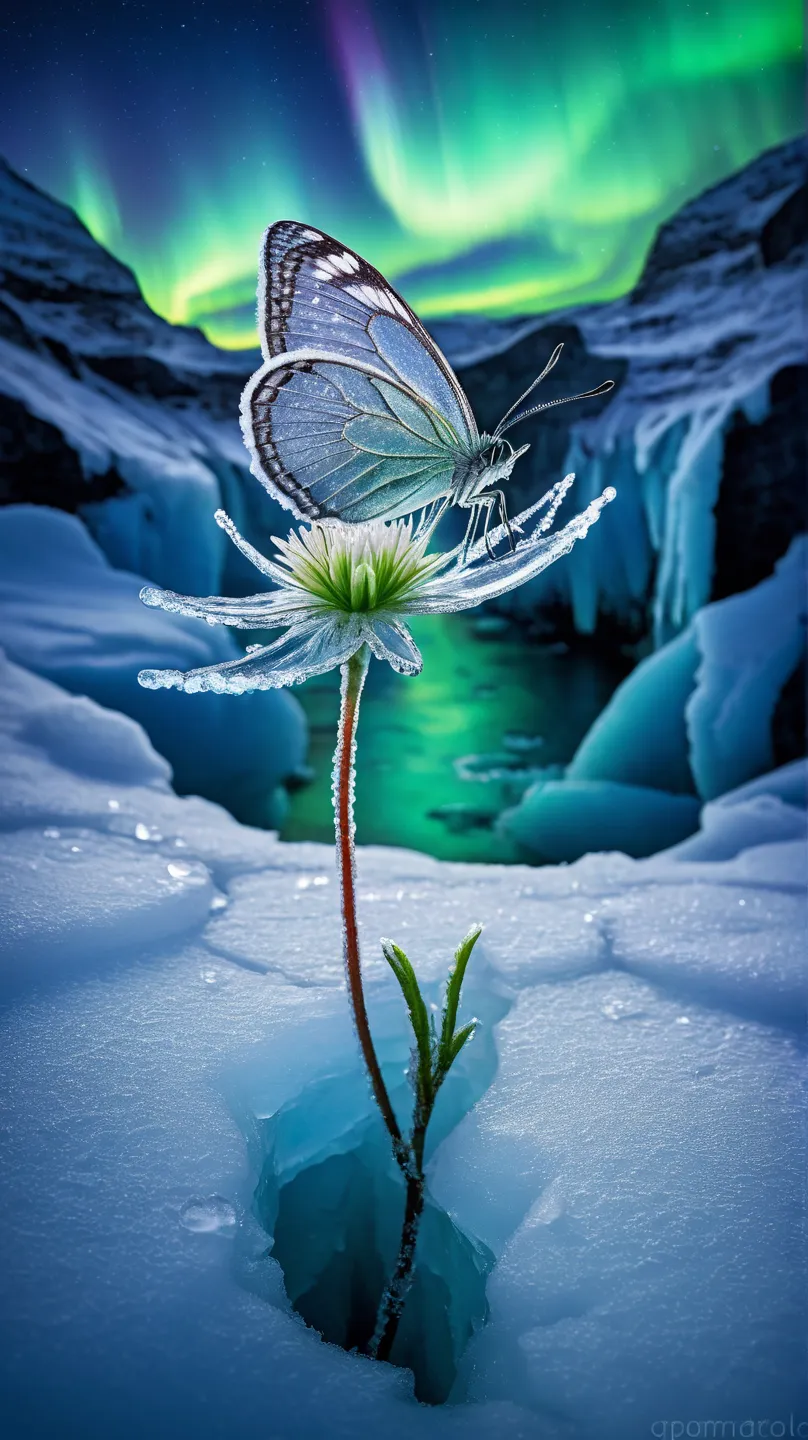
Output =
[{"x1": 137, "y1": 474, "x2": 615, "y2": 695}]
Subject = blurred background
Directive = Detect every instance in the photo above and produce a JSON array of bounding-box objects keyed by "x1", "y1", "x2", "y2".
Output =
[{"x1": 0, "y1": 0, "x2": 805, "y2": 864}]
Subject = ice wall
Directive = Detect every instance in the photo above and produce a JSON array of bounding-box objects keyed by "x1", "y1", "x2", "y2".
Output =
[
  {"x1": 501, "y1": 540, "x2": 807, "y2": 859},
  {"x1": 446, "y1": 140, "x2": 806, "y2": 640}
]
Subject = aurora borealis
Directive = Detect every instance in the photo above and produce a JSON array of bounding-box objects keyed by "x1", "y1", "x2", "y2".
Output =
[{"x1": 1, "y1": 0, "x2": 802, "y2": 349}]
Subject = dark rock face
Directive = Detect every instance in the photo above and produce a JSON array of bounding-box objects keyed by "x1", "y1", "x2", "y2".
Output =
[
  {"x1": 0, "y1": 393, "x2": 125, "y2": 509},
  {"x1": 761, "y1": 181, "x2": 808, "y2": 268},
  {"x1": 712, "y1": 365, "x2": 808, "y2": 602}
]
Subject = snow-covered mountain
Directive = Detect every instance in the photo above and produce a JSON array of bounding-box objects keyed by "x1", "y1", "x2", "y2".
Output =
[
  {"x1": 0, "y1": 157, "x2": 271, "y2": 597},
  {"x1": 0, "y1": 141, "x2": 805, "y2": 638},
  {"x1": 440, "y1": 139, "x2": 806, "y2": 643}
]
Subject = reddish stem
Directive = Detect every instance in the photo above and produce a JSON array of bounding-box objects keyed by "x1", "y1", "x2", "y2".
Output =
[{"x1": 335, "y1": 646, "x2": 405, "y2": 1165}]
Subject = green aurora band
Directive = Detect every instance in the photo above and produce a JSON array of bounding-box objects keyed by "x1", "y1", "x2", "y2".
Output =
[{"x1": 63, "y1": 0, "x2": 802, "y2": 349}]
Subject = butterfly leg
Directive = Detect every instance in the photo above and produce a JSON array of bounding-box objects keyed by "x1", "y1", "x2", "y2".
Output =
[
  {"x1": 414, "y1": 500, "x2": 436, "y2": 541},
  {"x1": 480, "y1": 496, "x2": 499, "y2": 559},
  {"x1": 496, "y1": 490, "x2": 516, "y2": 552},
  {"x1": 460, "y1": 503, "x2": 482, "y2": 564},
  {"x1": 471, "y1": 491, "x2": 516, "y2": 558},
  {"x1": 464, "y1": 494, "x2": 497, "y2": 559},
  {"x1": 419, "y1": 495, "x2": 452, "y2": 546}
]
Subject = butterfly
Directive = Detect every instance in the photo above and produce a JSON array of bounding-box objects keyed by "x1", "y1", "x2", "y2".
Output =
[{"x1": 240, "y1": 222, "x2": 613, "y2": 554}]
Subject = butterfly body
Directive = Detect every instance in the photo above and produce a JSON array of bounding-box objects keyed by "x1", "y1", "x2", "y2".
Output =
[
  {"x1": 451, "y1": 435, "x2": 529, "y2": 504},
  {"x1": 240, "y1": 222, "x2": 611, "y2": 544}
]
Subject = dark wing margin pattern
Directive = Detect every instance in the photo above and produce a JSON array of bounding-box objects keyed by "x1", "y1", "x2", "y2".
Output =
[{"x1": 243, "y1": 359, "x2": 322, "y2": 517}]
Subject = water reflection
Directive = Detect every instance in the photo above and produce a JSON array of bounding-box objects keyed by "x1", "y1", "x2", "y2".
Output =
[{"x1": 281, "y1": 613, "x2": 631, "y2": 863}]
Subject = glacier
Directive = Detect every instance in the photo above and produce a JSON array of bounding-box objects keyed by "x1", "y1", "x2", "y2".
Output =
[{"x1": 0, "y1": 654, "x2": 804, "y2": 1439}]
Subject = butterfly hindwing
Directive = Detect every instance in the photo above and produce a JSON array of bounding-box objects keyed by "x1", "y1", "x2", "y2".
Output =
[{"x1": 241, "y1": 356, "x2": 458, "y2": 523}]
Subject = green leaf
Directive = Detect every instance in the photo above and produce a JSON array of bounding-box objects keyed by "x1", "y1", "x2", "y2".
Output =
[
  {"x1": 446, "y1": 1020, "x2": 477, "y2": 1069},
  {"x1": 381, "y1": 938, "x2": 434, "y2": 1110},
  {"x1": 437, "y1": 924, "x2": 482, "y2": 1075}
]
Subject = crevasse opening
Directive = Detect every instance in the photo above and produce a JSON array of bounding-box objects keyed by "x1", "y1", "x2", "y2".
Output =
[{"x1": 246, "y1": 980, "x2": 509, "y2": 1404}]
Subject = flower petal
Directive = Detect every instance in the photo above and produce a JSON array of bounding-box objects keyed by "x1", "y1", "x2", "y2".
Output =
[
  {"x1": 365, "y1": 617, "x2": 423, "y2": 676},
  {"x1": 214, "y1": 509, "x2": 302, "y2": 588},
  {"x1": 411, "y1": 487, "x2": 616, "y2": 613},
  {"x1": 139, "y1": 583, "x2": 321, "y2": 630},
  {"x1": 138, "y1": 615, "x2": 367, "y2": 694}
]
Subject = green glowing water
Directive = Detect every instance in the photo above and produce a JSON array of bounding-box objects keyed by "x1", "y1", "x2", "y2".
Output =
[{"x1": 281, "y1": 614, "x2": 631, "y2": 863}]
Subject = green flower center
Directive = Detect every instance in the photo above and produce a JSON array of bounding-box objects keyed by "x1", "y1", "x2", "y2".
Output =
[{"x1": 274, "y1": 519, "x2": 443, "y2": 614}]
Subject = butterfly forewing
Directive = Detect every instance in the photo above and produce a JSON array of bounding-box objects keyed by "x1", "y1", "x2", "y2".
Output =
[{"x1": 242, "y1": 221, "x2": 479, "y2": 521}]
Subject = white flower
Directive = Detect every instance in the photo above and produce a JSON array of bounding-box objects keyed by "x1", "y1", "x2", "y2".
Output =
[{"x1": 137, "y1": 475, "x2": 615, "y2": 694}]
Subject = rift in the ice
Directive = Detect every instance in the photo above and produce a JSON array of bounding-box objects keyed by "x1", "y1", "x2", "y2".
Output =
[{"x1": 248, "y1": 983, "x2": 508, "y2": 1404}]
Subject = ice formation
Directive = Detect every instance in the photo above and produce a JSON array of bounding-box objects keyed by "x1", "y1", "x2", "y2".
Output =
[
  {"x1": 502, "y1": 539, "x2": 807, "y2": 859},
  {"x1": 0, "y1": 655, "x2": 804, "y2": 1438},
  {"x1": 687, "y1": 536, "x2": 807, "y2": 800},
  {"x1": 0, "y1": 504, "x2": 306, "y2": 824}
]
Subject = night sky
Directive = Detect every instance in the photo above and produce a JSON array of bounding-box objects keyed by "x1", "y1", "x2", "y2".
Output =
[{"x1": 1, "y1": 0, "x2": 802, "y2": 348}]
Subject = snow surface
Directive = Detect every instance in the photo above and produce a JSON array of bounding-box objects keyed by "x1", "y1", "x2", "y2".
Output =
[
  {"x1": 0, "y1": 505, "x2": 306, "y2": 825},
  {"x1": 503, "y1": 539, "x2": 807, "y2": 859},
  {"x1": 0, "y1": 656, "x2": 804, "y2": 1439}
]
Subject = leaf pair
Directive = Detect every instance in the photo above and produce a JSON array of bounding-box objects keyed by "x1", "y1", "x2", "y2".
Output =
[{"x1": 381, "y1": 924, "x2": 482, "y2": 1155}]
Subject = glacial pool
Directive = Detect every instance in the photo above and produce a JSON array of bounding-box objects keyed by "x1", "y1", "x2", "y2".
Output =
[{"x1": 281, "y1": 612, "x2": 632, "y2": 863}]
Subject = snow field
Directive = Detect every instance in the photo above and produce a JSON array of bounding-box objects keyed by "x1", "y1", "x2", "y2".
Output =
[{"x1": 0, "y1": 654, "x2": 804, "y2": 1438}]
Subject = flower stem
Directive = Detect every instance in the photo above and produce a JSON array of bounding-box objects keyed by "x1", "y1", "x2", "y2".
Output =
[
  {"x1": 372, "y1": 1163, "x2": 425, "y2": 1362},
  {"x1": 334, "y1": 645, "x2": 405, "y2": 1167},
  {"x1": 371, "y1": 1109, "x2": 428, "y2": 1362},
  {"x1": 334, "y1": 646, "x2": 430, "y2": 1365}
]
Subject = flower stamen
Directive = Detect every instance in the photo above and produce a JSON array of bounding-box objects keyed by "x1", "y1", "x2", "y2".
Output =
[{"x1": 272, "y1": 518, "x2": 445, "y2": 615}]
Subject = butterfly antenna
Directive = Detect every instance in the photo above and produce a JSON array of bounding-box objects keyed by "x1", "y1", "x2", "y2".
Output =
[
  {"x1": 496, "y1": 379, "x2": 615, "y2": 436},
  {"x1": 493, "y1": 343, "x2": 564, "y2": 438}
]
